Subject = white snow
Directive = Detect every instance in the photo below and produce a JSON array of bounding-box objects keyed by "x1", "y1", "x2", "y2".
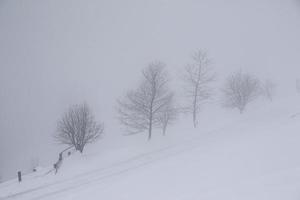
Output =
[{"x1": 1, "y1": 96, "x2": 300, "y2": 200}]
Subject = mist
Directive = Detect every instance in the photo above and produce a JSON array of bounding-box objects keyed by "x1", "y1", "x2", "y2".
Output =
[{"x1": 1, "y1": 0, "x2": 300, "y2": 181}]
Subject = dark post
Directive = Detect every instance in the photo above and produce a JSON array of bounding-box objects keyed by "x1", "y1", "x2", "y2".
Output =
[{"x1": 17, "y1": 171, "x2": 22, "y2": 183}]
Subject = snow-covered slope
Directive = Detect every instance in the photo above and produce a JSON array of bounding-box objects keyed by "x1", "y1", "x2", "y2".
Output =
[
  {"x1": 1, "y1": 0, "x2": 300, "y2": 182},
  {"x1": 1, "y1": 96, "x2": 300, "y2": 200}
]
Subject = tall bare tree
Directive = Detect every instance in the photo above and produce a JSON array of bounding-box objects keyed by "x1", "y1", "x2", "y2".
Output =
[
  {"x1": 183, "y1": 50, "x2": 215, "y2": 127},
  {"x1": 55, "y1": 103, "x2": 104, "y2": 153},
  {"x1": 222, "y1": 71, "x2": 260, "y2": 113},
  {"x1": 118, "y1": 62, "x2": 173, "y2": 140}
]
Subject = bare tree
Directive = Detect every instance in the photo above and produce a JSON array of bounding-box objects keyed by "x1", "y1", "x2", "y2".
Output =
[
  {"x1": 55, "y1": 103, "x2": 104, "y2": 153},
  {"x1": 158, "y1": 94, "x2": 177, "y2": 135},
  {"x1": 118, "y1": 61, "x2": 173, "y2": 140},
  {"x1": 261, "y1": 80, "x2": 276, "y2": 101},
  {"x1": 182, "y1": 50, "x2": 215, "y2": 127},
  {"x1": 222, "y1": 71, "x2": 261, "y2": 114}
]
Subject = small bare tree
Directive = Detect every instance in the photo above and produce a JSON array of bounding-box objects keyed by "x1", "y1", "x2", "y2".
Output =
[
  {"x1": 55, "y1": 103, "x2": 104, "y2": 153},
  {"x1": 222, "y1": 71, "x2": 261, "y2": 113},
  {"x1": 118, "y1": 61, "x2": 173, "y2": 140},
  {"x1": 158, "y1": 94, "x2": 177, "y2": 135},
  {"x1": 182, "y1": 50, "x2": 215, "y2": 127},
  {"x1": 261, "y1": 80, "x2": 276, "y2": 101}
]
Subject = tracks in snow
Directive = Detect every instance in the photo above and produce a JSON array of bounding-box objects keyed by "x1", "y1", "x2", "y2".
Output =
[{"x1": 2, "y1": 136, "x2": 206, "y2": 200}]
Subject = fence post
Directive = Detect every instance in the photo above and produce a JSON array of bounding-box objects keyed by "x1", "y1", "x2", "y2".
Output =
[{"x1": 17, "y1": 171, "x2": 22, "y2": 183}]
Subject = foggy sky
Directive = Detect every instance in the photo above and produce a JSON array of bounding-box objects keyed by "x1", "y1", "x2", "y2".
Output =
[{"x1": 1, "y1": 0, "x2": 300, "y2": 181}]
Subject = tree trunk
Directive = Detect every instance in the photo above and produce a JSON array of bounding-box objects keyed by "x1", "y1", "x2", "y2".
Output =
[
  {"x1": 75, "y1": 145, "x2": 79, "y2": 152},
  {"x1": 76, "y1": 145, "x2": 84, "y2": 153},
  {"x1": 193, "y1": 82, "x2": 199, "y2": 128},
  {"x1": 148, "y1": 95, "x2": 154, "y2": 141},
  {"x1": 79, "y1": 145, "x2": 84, "y2": 153},
  {"x1": 193, "y1": 110, "x2": 197, "y2": 128},
  {"x1": 148, "y1": 119, "x2": 152, "y2": 141},
  {"x1": 239, "y1": 106, "x2": 245, "y2": 114},
  {"x1": 162, "y1": 125, "x2": 167, "y2": 136},
  {"x1": 148, "y1": 108, "x2": 153, "y2": 140}
]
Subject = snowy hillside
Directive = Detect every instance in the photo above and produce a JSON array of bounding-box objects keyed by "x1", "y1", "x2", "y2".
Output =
[
  {"x1": 1, "y1": 0, "x2": 300, "y2": 182},
  {"x1": 1, "y1": 96, "x2": 300, "y2": 200},
  {"x1": 1, "y1": 0, "x2": 300, "y2": 199}
]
